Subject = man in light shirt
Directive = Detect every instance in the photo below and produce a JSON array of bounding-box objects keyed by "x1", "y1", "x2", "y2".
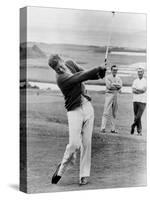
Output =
[
  {"x1": 131, "y1": 67, "x2": 146, "y2": 136},
  {"x1": 100, "y1": 65, "x2": 122, "y2": 133}
]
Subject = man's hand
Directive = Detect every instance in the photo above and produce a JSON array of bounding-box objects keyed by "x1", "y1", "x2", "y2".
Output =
[
  {"x1": 132, "y1": 88, "x2": 145, "y2": 94},
  {"x1": 112, "y1": 83, "x2": 122, "y2": 90}
]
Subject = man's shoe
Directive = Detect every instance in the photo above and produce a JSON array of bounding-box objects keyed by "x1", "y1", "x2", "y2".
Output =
[
  {"x1": 51, "y1": 163, "x2": 61, "y2": 184},
  {"x1": 111, "y1": 130, "x2": 118, "y2": 134},
  {"x1": 101, "y1": 129, "x2": 106, "y2": 133},
  {"x1": 130, "y1": 125, "x2": 135, "y2": 135},
  {"x1": 79, "y1": 177, "x2": 88, "y2": 185}
]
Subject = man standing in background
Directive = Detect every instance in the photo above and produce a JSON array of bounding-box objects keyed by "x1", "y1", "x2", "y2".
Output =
[
  {"x1": 100, "y1": 65, "x2": 122, "y2": 134},
  {"x1": 131, "y1": 67, "x2": 146, "y2": 136}
]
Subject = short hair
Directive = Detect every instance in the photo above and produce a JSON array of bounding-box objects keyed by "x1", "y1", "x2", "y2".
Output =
[
  {"x1": 48, "y1": 54, "x2": 62, "y2": 69},
  {"x1": 137, "y1": 67, "x2": 144, "y2": 72},
  {"x1": 111, "y1": 65, "x2": 118, "y2": 71}
]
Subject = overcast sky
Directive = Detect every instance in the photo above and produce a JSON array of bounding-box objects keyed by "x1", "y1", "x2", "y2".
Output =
[{"x1": 26, "y1": 6, "x2": 146, "y2": 48}]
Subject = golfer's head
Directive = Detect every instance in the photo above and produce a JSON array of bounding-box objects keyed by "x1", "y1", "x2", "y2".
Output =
[
  {"x1": 111, "y1": 65, "x2": 118, "y2": 77},
  {"x1": 48, "y1": 54, "x2": 67, "y2": 74},
  {"x1": 137, "y1": 67, "x2": 144, "y2": 79}
]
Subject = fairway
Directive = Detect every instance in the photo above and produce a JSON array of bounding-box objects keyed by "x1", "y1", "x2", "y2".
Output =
[{"x1": 21, "y1": 89, "x2": 147, "y2": 193}]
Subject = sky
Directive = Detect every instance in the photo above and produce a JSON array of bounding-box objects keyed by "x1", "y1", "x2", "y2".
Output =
[{"x1": 26, "y1": 6, "x2": 147, "y2": 49}]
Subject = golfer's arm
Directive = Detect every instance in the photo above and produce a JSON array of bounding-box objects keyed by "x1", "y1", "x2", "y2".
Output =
[
  {"x1": 63, "y1": 67, "x2": 101, "y2": 86},
  {"x1": 65, "y1": 60, "x2": 102, "y2": 80},
  {"x1": 73, "y1": 61, "x2": 85, "y2": 72},
  {"x1": 65, "y1": 60, "x2": 85, "y2": 72}
]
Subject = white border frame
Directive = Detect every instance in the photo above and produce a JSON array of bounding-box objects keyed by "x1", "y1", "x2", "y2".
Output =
[{"x1": 0, "y1": 0, "x2": 149, "y2": 200}]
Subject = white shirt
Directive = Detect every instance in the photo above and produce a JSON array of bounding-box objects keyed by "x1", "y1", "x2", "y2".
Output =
[
  {"x1": 105, "y1": 74, "x2": 122, "y2": 93},
  {"x1": 132, "y1": 77, "x2": 147, "y2": 103}
]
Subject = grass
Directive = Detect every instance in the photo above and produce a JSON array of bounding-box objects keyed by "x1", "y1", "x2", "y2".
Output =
[{"x1": 20, "y1": 89, "x2": 146, "y2": 193}]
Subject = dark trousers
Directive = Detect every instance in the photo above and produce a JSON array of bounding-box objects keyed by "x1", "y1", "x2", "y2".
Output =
[{"x1": 132, "y1": 102, "x2": 146, "y2": 133}]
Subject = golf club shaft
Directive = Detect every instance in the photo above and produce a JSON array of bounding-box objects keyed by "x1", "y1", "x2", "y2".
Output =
[{"x1": 105, "y1": 11, "x2": 115, "y2": 65}]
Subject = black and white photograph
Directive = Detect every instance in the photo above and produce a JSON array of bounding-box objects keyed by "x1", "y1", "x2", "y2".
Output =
[{"x1": 20, "y1": 6, "x2": 147, "y2": 194}]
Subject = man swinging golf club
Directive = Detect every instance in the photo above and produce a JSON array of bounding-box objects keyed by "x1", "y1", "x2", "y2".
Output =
[{"x1": 48, "y1": 54, "x2": 106, "y2": 185}]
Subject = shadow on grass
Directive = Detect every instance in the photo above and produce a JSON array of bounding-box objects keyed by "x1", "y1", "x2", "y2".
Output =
[{"x1": 9, "y1": 184, "x2": 19, "y2": 191}]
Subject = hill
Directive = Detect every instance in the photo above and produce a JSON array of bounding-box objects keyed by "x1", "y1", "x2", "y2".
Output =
[
  {"x1": 25, "y1": 42, "x2": 146, "y2": 57},
  {"x1": 20, "y1": 43, "x2": 47, "y2": 59},
  {"x1": 20, "y1": 42, "x2": 146, "y2": 86}
]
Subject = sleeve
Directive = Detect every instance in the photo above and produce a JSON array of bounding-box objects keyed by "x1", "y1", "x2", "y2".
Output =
[
  {"x1": 65, "y1": 60, "x2": 84, "y2": 72},
  {"x1": 105, "y1": 76, "x2": 112, "y2": 89},
  {"x1": 59, "y1": 67, "x2": 102, "y2": 88},
  {"x1": 65, "y1": 60, "x2": 105, "y2": 80},
  {"x1": 118, "y1": 77, "x2": 123, "y2": 88},
  {"x1": 132, "y1": 80, "x2": 137, "y2": 89},
  {"x1": 143, "y1": 79, "x2": 147, "y2": 91}
]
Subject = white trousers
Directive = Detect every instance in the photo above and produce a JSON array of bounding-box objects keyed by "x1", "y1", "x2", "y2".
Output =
[
  {"x1": 101, "y1": 93, "x2": 118, "y2": 131},
  {"x1": 58, "y1": 101, "x2": 94, "y2": 179}
]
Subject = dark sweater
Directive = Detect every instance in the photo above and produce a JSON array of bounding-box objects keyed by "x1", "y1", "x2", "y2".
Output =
[{"x1": 56, "y1": 60, "x2": 101, "y2": 111}]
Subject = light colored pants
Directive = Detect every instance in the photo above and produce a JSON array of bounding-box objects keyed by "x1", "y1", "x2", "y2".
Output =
[
  {"x1": 101, "y1": 93, "x2": 118, "y2": 131},
  {"x1": 58, "y1": 101, "x2": 94, "y2": 179}
]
